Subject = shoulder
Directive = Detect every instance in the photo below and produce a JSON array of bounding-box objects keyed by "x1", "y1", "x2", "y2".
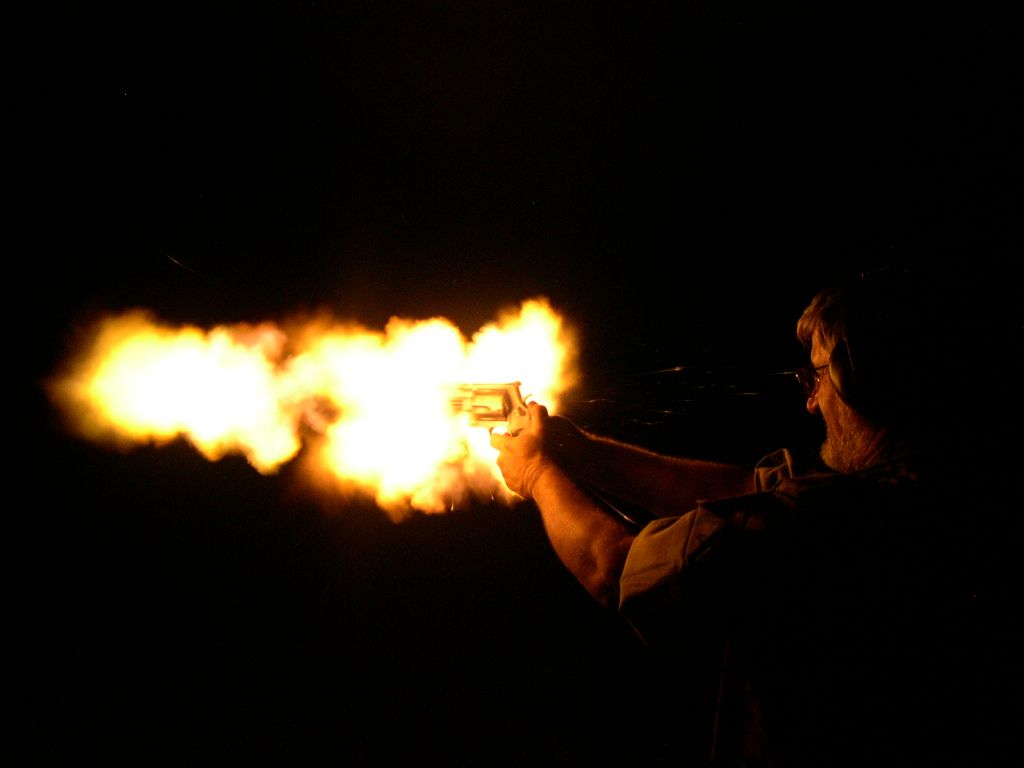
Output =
[{"x1": 623, "y1": 461, "x2": 930, "y2": 596}]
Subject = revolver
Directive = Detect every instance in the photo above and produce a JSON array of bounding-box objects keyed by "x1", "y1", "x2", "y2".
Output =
[{"x1": 450, "y1": 382, "x2": 530, "y2": 436}]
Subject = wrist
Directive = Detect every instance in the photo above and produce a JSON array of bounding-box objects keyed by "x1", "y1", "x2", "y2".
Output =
[{"x1": 520, "y1": 459, "x2": 557, "y2": 500}]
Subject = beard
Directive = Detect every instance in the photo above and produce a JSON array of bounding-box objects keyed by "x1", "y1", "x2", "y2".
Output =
[{"x1": 819, "y1": 412, "x2": 865, "y2": 473}]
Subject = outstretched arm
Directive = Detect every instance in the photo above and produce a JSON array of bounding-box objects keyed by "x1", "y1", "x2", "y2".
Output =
[
  {"x1": 490, "y1": 403, "x2": 636, "y2": 608},
  {"x1": 543, "y1": 413, "x2": 755, "y2": 518},
  {"x1": 491, "y1": 402, "x2": 757, "y2": 607}
]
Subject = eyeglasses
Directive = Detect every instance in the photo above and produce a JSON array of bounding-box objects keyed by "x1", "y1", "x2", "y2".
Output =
[{"x1": 794, "y1": 364, "x2": 830, "y2": 396}]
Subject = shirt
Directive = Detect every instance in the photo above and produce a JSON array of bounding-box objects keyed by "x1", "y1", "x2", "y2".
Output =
[{"x1": 617, "y1": 449, "x2": 980, "y2": 767}]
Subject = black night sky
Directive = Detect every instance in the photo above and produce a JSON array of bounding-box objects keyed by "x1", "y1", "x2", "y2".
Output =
[{"x1": 16, "y1": 3, "x2": 1020, "y2": 763}]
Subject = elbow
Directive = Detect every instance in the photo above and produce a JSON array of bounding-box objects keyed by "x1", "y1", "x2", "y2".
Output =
[
  {"x1": 585, "y1": 576, "x2": 621, "y2": 611},
  {"x1": 581, "y1": 536, "x2": 633, "y2": 610}
]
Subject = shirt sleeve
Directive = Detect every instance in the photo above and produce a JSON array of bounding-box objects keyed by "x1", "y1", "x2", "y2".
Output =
[
  {"x1": 753, "y1": 447, "x2": 794, "y2": 492},
  {"x1": 617, "y1": 507, "x2": 726, "y2": 646},
  {"x1": 617, "y1": 449, "x2": 795, "y2": 647}
]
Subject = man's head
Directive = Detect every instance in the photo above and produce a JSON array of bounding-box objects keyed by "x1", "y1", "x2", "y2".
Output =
[
  {"x1": 795, "y1": 318, "x2": 887, "y2": 471},
  {"x1": 795, "y1": 266, "x2": 946, "y2": 471}
]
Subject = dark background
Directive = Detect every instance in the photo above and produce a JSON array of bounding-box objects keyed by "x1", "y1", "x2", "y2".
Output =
[{"x1": 15, "y1": 2, "x2": 1020, "y2": 763}]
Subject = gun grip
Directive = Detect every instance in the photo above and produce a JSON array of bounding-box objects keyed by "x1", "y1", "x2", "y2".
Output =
[{"x1": 504, "y1": 384, "x2": 530, "y2": 436}]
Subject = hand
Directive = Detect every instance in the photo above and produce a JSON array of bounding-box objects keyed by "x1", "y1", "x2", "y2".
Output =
[{"x1": 490, "y1": 401, "x2": 556, "y2": 499}]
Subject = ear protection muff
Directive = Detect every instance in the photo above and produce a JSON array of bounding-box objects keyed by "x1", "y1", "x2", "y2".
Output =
[
  {"x1": 828, "y1": 337, "x2": 882, "y2": 412},
  {"x1": 827, "y1": 264, "x2": 955, "y2": 420},
  {"x1": 828, "y1": 338, "x2": 856, "y2": 405},
  {"x1": 827, "y1": 271, "x2": 906, "y2": 416}
]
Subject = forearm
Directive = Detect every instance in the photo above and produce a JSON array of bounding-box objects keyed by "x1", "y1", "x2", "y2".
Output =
[
  {"x1": 559, "y1": 433, "x2": 754, "y2": 517},
  {"x1": 529, "y1": 463, "x2": 636, "y2": 609}
]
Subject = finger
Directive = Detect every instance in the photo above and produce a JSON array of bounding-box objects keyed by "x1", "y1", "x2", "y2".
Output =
[{"x1": 527, "y1": 401, "x2": 549, "y2": 430}]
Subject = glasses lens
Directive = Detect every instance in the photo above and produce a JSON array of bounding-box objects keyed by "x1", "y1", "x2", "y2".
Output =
[{"x1": 795, "y1": 367, "x2": 819, "y2": 395}]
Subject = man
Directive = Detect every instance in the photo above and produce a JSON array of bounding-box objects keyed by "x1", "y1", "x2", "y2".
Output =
[{"x1": 490, "y1": 266, "x2": 1008, "y2": 766}]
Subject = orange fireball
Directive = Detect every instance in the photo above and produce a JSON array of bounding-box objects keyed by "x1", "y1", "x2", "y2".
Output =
[{"x1": 46, "y1": 298, "x2": 578, "y2": 520}]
